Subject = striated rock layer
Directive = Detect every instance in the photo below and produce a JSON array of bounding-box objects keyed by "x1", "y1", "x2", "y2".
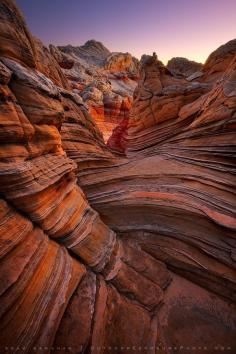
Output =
[
  {"x1": 0, "y1": 1, "x2": 236, "y2": 354},
  {"x1": 0, "y1": 1, "x2": 169, "y2": 353},
  {"x1": 86, "y1": 49, "x2": 236, "y2": 351},
  {"x1": 50, "y1": 41, "x2": 139, "y2": 141}
]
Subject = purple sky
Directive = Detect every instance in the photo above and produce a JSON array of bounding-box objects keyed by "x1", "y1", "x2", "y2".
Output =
[{"x1": 16, "y1": 0, "x2": 236, "y2": 64}]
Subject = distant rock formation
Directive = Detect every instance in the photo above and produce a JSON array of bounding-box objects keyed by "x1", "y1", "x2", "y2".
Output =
[
  {"x1": 104, "y1": 51, "x2": 139, "y2": 72},
  {"x1": 50, "y1": 41, "x2": 139, "y2": 141},
  {"x1": 0, "y1": 1, "x2": 236, "y2": 353},
  {"x1": 58, "y1": 39, "x2": 110, "y2": 66},
  {"x1": 167, "y1": 57, "x2": 203, "y2": 78}
]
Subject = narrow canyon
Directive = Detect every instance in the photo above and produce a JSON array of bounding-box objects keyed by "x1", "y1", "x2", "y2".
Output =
[{"x1": 0, "y1": 1, "x2": 236, "y2": 353}]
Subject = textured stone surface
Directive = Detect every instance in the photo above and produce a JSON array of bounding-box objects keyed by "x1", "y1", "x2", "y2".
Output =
[
  {"x1": 0, "y1": 199, "x2": 86, "y2": 352},
  {"x1": 203, "y1": 39, "x2": 236, "y2": 82},
  {"x1": 167, "y1": 57, "x2": 203, "y2": 78},
  {"x1": 0, "y1": 0, "x2": 68, "y2": 88},
  {"x1": 0, "y1": 0, "x2": 36, "y2": 67},
  {"x1": 51, "y1": 41, "x2": 139, "y2": 141},
  {"x1": 108, "y1": 54, "x2": 211, "y2": 153},
  {"x1": 0, "y1": 1, "x2": 236, "y2": 353},
  {"x1": 81, "y1": 49, "x2": 236, "y2": 352}
]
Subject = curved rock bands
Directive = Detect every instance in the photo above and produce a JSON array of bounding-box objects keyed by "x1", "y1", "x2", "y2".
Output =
[
  {"x1": 0, "y1": 198, "x2": 171, "y2": 353},
  {"x1": 0, "y1": 199, "x2": 86, "y2": 351},
  {"x1": 0, "y1": 4, "x2": 170, "y2": 351},
  {"x1": 81, "y1": 47, "x2": 236, "y2": 350},
  {"x1": 0, "y1": 1, "x2": 236, "y2": 352}
]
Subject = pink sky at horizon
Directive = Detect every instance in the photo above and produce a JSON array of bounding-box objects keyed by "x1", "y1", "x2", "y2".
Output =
[{"x1": 16, "y1": 0, "x2": 236, "y2": 65}]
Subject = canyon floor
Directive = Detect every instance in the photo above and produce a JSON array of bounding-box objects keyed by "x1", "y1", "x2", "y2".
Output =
[{"x1": 0, "y1": 1, "x2": 236, "y2": 354}]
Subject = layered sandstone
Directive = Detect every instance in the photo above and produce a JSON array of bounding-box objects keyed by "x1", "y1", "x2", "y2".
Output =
[
  {"x1": 0, "y1": 1, "x2": 236, "y2": 353},
  {"x1": 0, "y1": 1, "x2": 169, "y2": 353},
  {"x1": 50, "y1": 41, "x2": 139, "y2": 141},
  {"x1": 107, "y1": 54, "x2": 211, "y2": 152},
  {"x1": 202, "y1": 39, "x2": 236, "y2": 82},
  {"x1": 97, "y1": 50, "x2": 236, "y2": 351}
]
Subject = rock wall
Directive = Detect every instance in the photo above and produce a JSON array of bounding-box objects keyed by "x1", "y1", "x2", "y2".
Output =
[
  {"x1": 50, "y1": 41, "x2": 139, "y2": 141},
  {"x1": 0, "y1": 1, "x2": 236, "y2": 353},
  {"x1": 90, "y1": 50, "x2": 236, "y2": 351},
  {"x1": 0, "y1": 1, "x2": 170, "y2": 353}
]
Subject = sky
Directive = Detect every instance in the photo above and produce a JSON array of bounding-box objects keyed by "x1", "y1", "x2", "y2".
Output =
[{"x1": 16, "y1": 0, "x2": 236, "y2": 64}]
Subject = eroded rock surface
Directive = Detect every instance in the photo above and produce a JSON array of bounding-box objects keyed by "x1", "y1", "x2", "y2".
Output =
[
  {"x1": 167, "y1": 57, "x2": 203, "y2": 78},
  {"x1": 0, "y1": 1, "x2": 236, "y2": 354},
  {"x1": 50, "y1": 41, "x2": 139, "y2": 141}
]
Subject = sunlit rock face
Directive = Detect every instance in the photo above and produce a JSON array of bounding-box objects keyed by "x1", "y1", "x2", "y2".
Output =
[
  {"x1": 99, "y1": 49, "x2": 236, "y2": 351},
  {"x1": 202, "y1": 39, "x2": 236, "y2": 82},
  {"x1": 0, "y1": 1, "x2": 236, "y2": 353},
  {"x1": 108, "y1": 54, "x2": 211, "y2": 152},
  {"x1": 0, "y1": 1, "x2": 171, "y2": 353},
  {"x1": 50, "y1": 41, "x2": 139, "y2": 141}
]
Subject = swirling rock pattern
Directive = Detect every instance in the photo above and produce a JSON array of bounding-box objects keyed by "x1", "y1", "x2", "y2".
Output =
[
  {"x1": 0, "y1": 2, "x2": 170, "y2": 353},
  {"x1": 0, "y1": 1, "x2": 236, "y2": 353},
  {"x1": 84, "y1": 53, "x2": 236, "y2": 351}
]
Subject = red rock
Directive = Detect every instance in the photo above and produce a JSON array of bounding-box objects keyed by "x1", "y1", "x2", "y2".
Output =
[
  {"x1": 0, "y1": 1, "x2": 236, "y2": 353},
  {"x1": 51, "y1": 42, "x2": 138, "y2": 141},
  {"x1": 78, "y1": 45, "x2": 236, "y2": 351},
  {"x1": 34, "y1": 38, "x2": 70, "y2": 89},
  {"x1": 104, "y1": 52, "x2": 139, "y2": 73},
  {"x1": 107, "y1": 117, "x2": 129, "y2": 153},
  {"x1": 0, "y1": 199, "x2": 86, "y2": 352},
  {"x1": 52, "y1": 271, "x2": 96, "y2": 353},
  {"x1": 0, "y1": 0, "x2": 36, "y2": 67},
  {"x1": 203, "y1": 39, "x2": 236, "y2": 82}
]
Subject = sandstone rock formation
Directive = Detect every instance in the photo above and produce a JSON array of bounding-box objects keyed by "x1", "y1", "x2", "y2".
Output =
[
  {"x1": 107, "y1": 54, "x2": 210, "y2": 152},
  {"x1": 167, "y1": 57, "x2": 203, "y2": 78},
  {"x1": 50, "y1": 41, "x2": 139, "y2": 141},
  {"x1": 0, "y1": 1, "x2": 169, "y2": 353},
  {"x1": 202, "y1": 38, "x2": 236, "y2": 82},
  {"x1": 0, "y1": 1, "x2": 236, "y2": 354},
  {"x1": 104, "y1": 52, "x2": 236, "y2": 351}
]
